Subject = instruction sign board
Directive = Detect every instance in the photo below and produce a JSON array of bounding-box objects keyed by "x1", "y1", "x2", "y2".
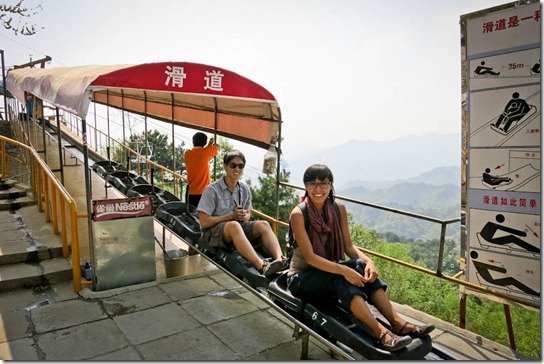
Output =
[
  {"x1": 92, "y1": 197, "x2": 156, "y2": 291},
  {"x1": 461, "y1": 1, "x2": 541, "y2": 308}
]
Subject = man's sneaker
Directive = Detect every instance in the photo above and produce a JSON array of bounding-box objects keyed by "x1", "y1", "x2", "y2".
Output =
[{"x1": 260, "y1": 259, "x2": 284, "y2": 276}]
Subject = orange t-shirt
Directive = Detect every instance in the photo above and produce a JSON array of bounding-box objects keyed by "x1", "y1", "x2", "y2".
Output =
[{"x1": 184, "y1": 144, "x2": 219, "y2": 195}]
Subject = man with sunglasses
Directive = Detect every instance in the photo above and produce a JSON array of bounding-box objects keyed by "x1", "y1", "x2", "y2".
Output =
[{"x1": 197, "y1": 150, "x2": 287, "y2": 276}]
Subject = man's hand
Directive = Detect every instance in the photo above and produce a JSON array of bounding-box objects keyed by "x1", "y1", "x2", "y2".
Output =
[{"x1": 233, "y1": 205, "x2": 247, "y2": 222}]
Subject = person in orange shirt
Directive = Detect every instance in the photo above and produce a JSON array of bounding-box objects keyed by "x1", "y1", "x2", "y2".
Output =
[{"x1": 184, "y1": 132, "x2": 219, "y2": 207}]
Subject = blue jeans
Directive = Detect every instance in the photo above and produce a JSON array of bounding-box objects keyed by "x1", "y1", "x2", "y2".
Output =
[{"x1": 287, "y1": 258, "x2": 387, "y2": 311}]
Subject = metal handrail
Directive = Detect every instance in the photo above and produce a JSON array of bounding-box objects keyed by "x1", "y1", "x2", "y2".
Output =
[
  {"x1": 0, "y1": 134, "x2": 84, "y2": 292},
  {"x1": 66, "y1": 116, "x2": 539, "y2": 309}
]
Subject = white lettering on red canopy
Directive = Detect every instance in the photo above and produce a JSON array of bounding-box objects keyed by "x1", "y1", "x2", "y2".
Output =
[{"x1": 164, "y1": 66, "x2": 187, "y2": 88}]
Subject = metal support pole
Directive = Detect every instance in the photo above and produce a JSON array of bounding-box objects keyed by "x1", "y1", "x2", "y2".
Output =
[
  {"x1": 300, "y1": 331, "x2": 310, "y2": 360},
  {"x1": 504, "y1": 304, "x2": 516, "y2": 350},
  {"x1": 275, "y1": 108, "x2": 282, "y2": 221},
  {"x1": 39, "y1": 98, "x2": 47, "y2": 163},
  {"x1": 55, "y1": 107, "x2": 64, "y2": 184},
  {"x1": 106, "y1": 90, "x2": 111, "y2": 156},
  {"x1": 170, "y1": 93, "x2": 177, "y2": 196},
  {"x1": 143, "y1": 91, "x2": 149, "y2": 181},
  {"x1": 436, "y1": 222, "x2": 447, "y2": 275},
  {"x1": 121, "y1": 90, "x2": 126, "y2": 166},
  {"x1": 0, "y1": 50, "x2": 8, "y2": 121},
  {"x1": 212, "y1": 97, "x2": 218, "y2": 181},
  {"x1": 93, "y1": 101, "x2": 97, "y2": 152},
  {"x1": 459, "y1": 293, "x2": 466, "y2": 329},
  {"x1": 81, "y1": 117, "x2": 96, "y2": 290},
  {"x1": 24, "y1": 99, "x2": 30, "y2": 144}
]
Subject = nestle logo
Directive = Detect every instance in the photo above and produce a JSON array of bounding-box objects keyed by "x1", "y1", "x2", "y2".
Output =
[
  {"x1": 93, "y1": 197, "x2": 152, "y2": 221},
  {"x1": 113, "y1": 201, "x2": 147, "y2": 212}
]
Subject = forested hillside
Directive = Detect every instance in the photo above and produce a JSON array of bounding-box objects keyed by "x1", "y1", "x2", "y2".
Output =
[{"x1": 337, "y1": 167, "x2": 462, "y2": 241}]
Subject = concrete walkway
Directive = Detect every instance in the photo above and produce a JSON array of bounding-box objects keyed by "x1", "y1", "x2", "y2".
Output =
[
  {"x1": 0, "y1": 254, "x2": 527, "y2": 360},
  {"x1": 0, "y1": 267, "x2": 338, "y2": 360}
]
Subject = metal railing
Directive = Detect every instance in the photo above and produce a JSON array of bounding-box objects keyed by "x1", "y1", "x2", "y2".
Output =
[
  {"x1": 46, "y1": 110, "x2": 541, "y2": 312},
  {"x1": 0, "y1": 134, "x2": 84, "y2": 292},
  {"x1": 62, "y1": 113, "x2": 539, "y2": 310},
  {"x1": 85, "y1": 123, "x2": 188, "y2": 198}
]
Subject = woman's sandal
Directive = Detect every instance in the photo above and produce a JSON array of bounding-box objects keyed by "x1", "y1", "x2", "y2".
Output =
[
  {"x1": 377, "y1": 330, "x2": 412, "y2": 352},
  {"x1": 393, "y1": 321, "x2": 435, "y2": 338}
]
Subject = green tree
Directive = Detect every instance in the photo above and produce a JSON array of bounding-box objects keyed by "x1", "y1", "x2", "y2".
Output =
[
  {"x1": 170, "y1": 143, "x2": 185, "y2": 175},
  {"x1": 408, "y1": 238, "x2": 459, "y2": 273},
  {"x1": 348, "y1": 213, "x2": 382, "y2": 252},
  {"x1": 1, "y1": 0, "x2": 43, "y2": 36},
  {"x1": 247, "y1": 170, "x2": 299, "y2": 251},
  {"x1": 211, "y1": 137, "x2": 233, "y2": 181},
  {"x1": 125, "y1": 129, "x2": 183, "y2": 176},
  {"x1": 248, "y1": 169, "x2": 300, "y2": 247}
]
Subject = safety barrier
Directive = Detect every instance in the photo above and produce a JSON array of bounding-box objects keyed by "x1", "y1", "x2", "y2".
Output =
[
  {"x1": 58, "y1": 111, "x2": 538, "y2": 310},
  {"x1": 0, "y1": 133, "x2": 84, "y2": 292}
]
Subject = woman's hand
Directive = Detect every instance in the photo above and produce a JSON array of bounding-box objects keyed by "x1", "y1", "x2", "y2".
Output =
[
  {"x1": 342, "y1": 265, "x2": 366, "y2": 287},
  {"x1": 363, "y1": 260, "x2": 379, "y2": 283}
]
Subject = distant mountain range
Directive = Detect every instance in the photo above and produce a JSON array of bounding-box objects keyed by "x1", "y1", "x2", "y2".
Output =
[
  {"x1": 281, "y1": 133, "x2": 463, "y2": 241},
  {"x1": 341, "y1": 165, "x2": 462, "y2": 190},
  {"x1": 337, "y1": 167, "x2": 461, "y2": 208},
  {"x1": 336, "y1": 166, "x2": 462, "y2": 242},
  {"x1": 285, "y1": 133, "x2": 461, "y2": 187}
]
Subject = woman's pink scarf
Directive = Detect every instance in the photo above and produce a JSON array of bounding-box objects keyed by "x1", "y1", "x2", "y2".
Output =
[{"x1": 304, "y1": 196, "x2": 345, "y2": 262}]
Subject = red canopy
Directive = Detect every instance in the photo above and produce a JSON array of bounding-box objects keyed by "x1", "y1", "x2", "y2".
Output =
[{"x1": 7, "y1": 62, "x2": 281, "y2": 148}]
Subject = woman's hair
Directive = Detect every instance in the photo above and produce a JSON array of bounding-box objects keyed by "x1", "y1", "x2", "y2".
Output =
[
  {"x1": 223, "y1": 150, "x2": 246, "y2": 165},
  {"x1": 303, "y1": 164, "x2": 335, "y2": 200}
]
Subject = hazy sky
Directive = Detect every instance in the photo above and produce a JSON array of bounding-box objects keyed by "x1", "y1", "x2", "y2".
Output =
[{"x1": 1, "y1": 0, "x2": 511, "y2": 165}]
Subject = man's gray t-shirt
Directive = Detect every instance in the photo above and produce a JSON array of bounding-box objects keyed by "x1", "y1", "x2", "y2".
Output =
[{"x1": 197, "y1": 177, "x2": 252, "y2": 229}]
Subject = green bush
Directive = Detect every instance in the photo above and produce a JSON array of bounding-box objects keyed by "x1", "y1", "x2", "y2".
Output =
[{"x1": 367, "y1": 241, "x2": 540, "y2": 359}]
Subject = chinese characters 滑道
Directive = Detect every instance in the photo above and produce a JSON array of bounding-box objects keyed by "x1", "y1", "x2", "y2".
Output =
[{"x1": 164, "y1": 66, "x2": 225, "y2": 91}]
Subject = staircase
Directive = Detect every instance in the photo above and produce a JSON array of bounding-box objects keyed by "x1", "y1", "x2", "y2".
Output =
[
  {"x1": 0, "y1": 179, "x2": 35, "y2": 211},
  {"x1": 0, "y1": 179, "x2": 73, "y2": 291}
]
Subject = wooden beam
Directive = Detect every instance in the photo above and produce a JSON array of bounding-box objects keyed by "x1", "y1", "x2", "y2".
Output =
[{"x1": 13, "y1": 56, "x2": 52, "y2": 69}]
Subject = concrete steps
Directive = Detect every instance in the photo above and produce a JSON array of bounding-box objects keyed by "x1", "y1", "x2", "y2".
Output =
[
  {"x1": 0, "y1": 182, "x2": 72, "y2": 291},
  {"x1": 0, "y1": 179, "x2": 36, "y2": 211}
]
